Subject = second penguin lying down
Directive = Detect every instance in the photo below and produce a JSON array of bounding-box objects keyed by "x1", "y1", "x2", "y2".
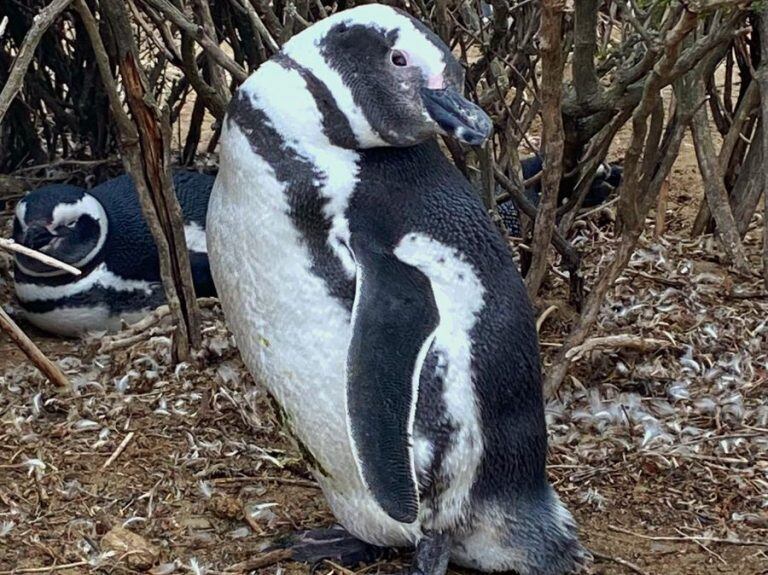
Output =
[
  {"x1": 498, "y1": 157, "x2": 623, "y2": 237},
  {"x1": 208, "y1": 5, "x2": 585, "y2": 575},
  {"x1": 12, "y1": 171, "x2": 215, "y2": 337}
]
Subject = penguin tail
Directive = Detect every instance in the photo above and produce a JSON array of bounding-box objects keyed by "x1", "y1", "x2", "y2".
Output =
[
  {"x1": 454, "y1": 486, "x2": 589, "y2": 574},
  {"x1": 507, "y1": 487, "x2": 590, "y2": 575}
]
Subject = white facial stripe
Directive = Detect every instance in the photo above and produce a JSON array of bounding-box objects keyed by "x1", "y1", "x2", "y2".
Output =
[
  {"x1": 51, "y1": 195, "x2": 102, "y2": 227},
  {"x1": 243, "y1": 61, "x2": 359, "y2": 278},
  {"x1": 394, "y1": 233, "x2": 485, "y2": 530},
  {"x1": 184, "y1": 221, "x2": 207, "y2": 253},
  {"x1": 282, "y1": 5, "x2": 445, "y2": 147},
  {"x1": 15, "y1": 262, "x2": 154, "y2": 303},
  {"x1": 15, "y1": 201, "x2": 28, "y2": 231},
  {"x1": 329, "y1": 5, "x2": 446, "y2": 77},
  {"x1": 50, "y1": 194, "x2": 109, "y2": 268},
  {"x1": 283, "y1": 31, "x2": 386, "y2": 148}
]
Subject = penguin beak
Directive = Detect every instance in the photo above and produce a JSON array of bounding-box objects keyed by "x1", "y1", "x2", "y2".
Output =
[
  {"x1": 420, "y1": 86, "x2": 492, "y2": 146},
  {"x1": 22, "y1": 224, "x2": 54, "y2": 250}
]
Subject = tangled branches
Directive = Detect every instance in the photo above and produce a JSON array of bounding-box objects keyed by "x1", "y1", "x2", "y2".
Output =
[{"x1": 0, "y1": 0, "x2": 764, "y2": 389}]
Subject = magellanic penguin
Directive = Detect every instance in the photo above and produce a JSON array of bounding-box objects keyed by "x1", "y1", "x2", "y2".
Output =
[
  {"x1": 497, "y1": 157, "x2": 623, "y2": 237},
  {"x1": 12, "y1": 171, "x2": 216, "y2": 336},
  {"x1": 207, "y1": 6, "x2": 586, "y2": 575}
]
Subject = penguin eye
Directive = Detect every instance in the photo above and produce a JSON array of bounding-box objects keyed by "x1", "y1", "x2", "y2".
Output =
[{"x1": 390, "y1": 49, "x2": 408, "y2": 67}]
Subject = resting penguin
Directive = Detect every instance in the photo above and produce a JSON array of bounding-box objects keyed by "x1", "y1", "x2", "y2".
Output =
[
  {"x1": 12, "y1": 171, "x2": 215, "y2": 336},
  {"x1": 497, "y1": 157, "x2": 623, "y2": 237},
  {"x1": 207, "y1": 6, "x2": 585, "y2": 575}
]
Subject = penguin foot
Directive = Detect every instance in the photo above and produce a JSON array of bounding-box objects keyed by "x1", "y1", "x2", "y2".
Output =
[
  {"x1": 409, "y1": 532, "x2": 451, "y2": 575},
  {"x1": 267, "y1": 526, "x2": 393, "y2": 570}
]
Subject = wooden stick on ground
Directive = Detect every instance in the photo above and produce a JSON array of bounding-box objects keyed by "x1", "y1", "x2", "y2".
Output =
[
  {"x1": 102, "y1": 431, "x2": 135, "y2": 469},
  {"x1": 565, "y1": 334, "x2": 672, "y2": 362},
  {"x1": 0, "y1": 0, "x2": 74, "y2": 125},
  {"x1": 591, "y1": 550, "x2": 650, "y2": 575},
  {"x1": 0, "y1": 307, "x2": 69, "y2": 388},
  {"x1": 608, "y1": 524, "x2": 768, "y2": 548},
  {"x1": 98, "y1": 297, "x2": 218, "y2": 353},
  {"x1": 0, "y1": 238, "x2": 81, "y2": 276},
  {"x1": 225, "y1": 548, "x2": 292, "y2": 572}
]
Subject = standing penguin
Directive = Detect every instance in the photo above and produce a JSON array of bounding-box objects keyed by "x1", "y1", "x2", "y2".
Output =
[
  {"x1": 12, "y1": 171, "x2": 215, "y2": 336},
  {"x1": 208, "y1": 6, "x2": 585, "y2": 575}
]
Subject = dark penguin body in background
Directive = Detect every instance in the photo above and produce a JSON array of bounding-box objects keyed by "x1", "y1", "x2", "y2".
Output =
[
  {"x1": 13, "y1": 171, "x2": 215, "y2": 336},
  {"x1": 498, "y1": 156, "x2": 623, "y2": 237},
  {"x1": 208, "y1": 5, "x2": 584, "y2": 575}
]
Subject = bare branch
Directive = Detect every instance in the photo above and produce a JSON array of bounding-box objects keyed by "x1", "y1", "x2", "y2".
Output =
[
  {"x1": 0, "y1": 307, "x2": 69, "y2": 388},
  {"x1": 0, "y1": 0, "x2": 74, "y2": 125},
  {"x1": 688, "y1": 75, "x2": 750, "y2": 271},
  {"x1": 0, "y1": 238, "x2": 81, "y2": 276},
  {"x1": 140, "y1": 0, "x2": 248, "y2": 83},
  {"x1": 758, "y1": 12, "x2": 768, "y2": 289},
  {"x1": 573, "y1": 0, "x2": 600, "y2": 105},
  {"x1": 544, "y1": 8, "x2": 700, "y2": 397},
  {"x1": 228, "y1": 0, "x2": 279, "y2": 55},
  {"x1": 525, "y1": 0, "x2": 565, "y2": 298}
]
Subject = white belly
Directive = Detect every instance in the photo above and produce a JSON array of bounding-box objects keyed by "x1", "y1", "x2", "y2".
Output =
[
  {"x1": 207, "y1": 123, "x2": 420, "y2": 546},
  {"x1": 22, "y1": 306, "x2": 150, "y2": 337},
  {"x1": 15, "y1": 263, "x2": 158, "y2": 337}
]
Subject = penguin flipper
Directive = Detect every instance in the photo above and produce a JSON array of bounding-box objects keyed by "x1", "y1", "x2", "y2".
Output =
[{"x1": 347, "y1": 234, "x2": 440, "y2": 524}]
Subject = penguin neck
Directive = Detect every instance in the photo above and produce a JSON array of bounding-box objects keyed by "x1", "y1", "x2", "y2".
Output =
[
  {"x1": 230, "y1": 66, "x2": 362, "y2": 282},
  {"x1": 237, "y1": 59, "x2": 363, "y2": 196},
  {"x1": 245, "y1": 57, "x2": 384, "y2": 154}
]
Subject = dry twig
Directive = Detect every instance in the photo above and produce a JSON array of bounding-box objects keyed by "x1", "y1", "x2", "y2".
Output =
[
  {"x1": 225, "y1": 548, "x2": 292, "y2": 572},
  {"x1": 609, "y1": 525, "x2": 768, "y2": 548},
  {"x1": 0, "y1": 237, "x2": 81, "y2": 276},
  {"x1": 565, "y1": 335, "x2": 672, "y2": 361},
  {"x1": 0, "y1": 562, "x2": 90, "y2": 575},
  {"x1": 0, "y1": 0, "x2": 74, "y2": 125},
  {"x1": 102, "y1": 431, "x2": 136, "y2": 470},
  {"x1": 0, "y1": 306, "x2": 69, "y2": 388},
  {"x1": 591, "y1": 550, "x2": 650, "y2": 575}
]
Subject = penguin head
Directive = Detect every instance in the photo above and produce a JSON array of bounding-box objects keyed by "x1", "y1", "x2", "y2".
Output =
[
  {"x1": 282, "y1": 5, "x2": 492, "y2": 148},
  {"x1": 12, "y1": 185, "x2": 108, "y2": 276}
]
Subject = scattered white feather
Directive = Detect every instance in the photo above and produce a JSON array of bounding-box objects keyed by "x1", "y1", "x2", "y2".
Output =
[
  {"x1": 22, "y1": 458, "x2": 46, "y2": 475},
  {"x1": 187, "y1": 557, "x2": 207, "y2": 575},
  {"x1": 197, "y1": 481, "x2": 214, "y2": 499},
  {"x1": 0, "y1": 521, "x2": 15, "y2": 537}
]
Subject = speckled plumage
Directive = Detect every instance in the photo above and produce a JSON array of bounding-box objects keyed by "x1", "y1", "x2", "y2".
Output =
[
  {"x1": 208, "y1": 6, "x2": 584, "y2": 574},
  {"x1": 13, "y1": 171, "x2": 216, "y2": 336},
  {"x1": 497, "y1": 157, "x2": 623, "y2": 237}
]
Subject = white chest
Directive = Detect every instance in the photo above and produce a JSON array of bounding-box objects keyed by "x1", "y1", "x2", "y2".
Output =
[
  {"x1": 208, "y1": 120, "x2": 422, "y2": 546},
  {"x1": 207, "y1": 63, "x2": 484, "y2": 545}
]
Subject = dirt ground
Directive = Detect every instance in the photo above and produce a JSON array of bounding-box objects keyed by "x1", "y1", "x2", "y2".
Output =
[{"x1": 1, "y1": 120, "x2": 767, "y2": 575}]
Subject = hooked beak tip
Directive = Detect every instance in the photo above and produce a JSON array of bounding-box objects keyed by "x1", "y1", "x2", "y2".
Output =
[
  {"x1": 456, "y1": 125, "x2": 491, "y2": 146},
  {"x1": 421, "y1": 86, "x2": 492, "y2": 147}
]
